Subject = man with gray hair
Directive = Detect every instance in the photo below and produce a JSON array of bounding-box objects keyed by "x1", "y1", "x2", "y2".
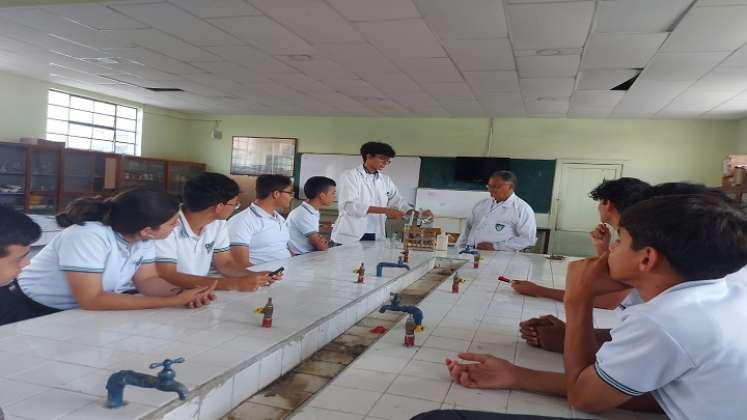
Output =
[{"x1": 456, "y1": 171, "x2": 537, "y2": 252}]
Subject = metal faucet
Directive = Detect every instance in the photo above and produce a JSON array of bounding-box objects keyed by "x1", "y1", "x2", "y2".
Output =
[
  {"x1": 376, "y1": 257, "x2": 410, "y2": 277},
  {"x1": 459, "y1": 245, "x2": 480, "y2": 255},
  {"x1": 379, "y1": 293, "x2": 424, "y2": 329},
  {"x1": 106, "y1": 357, "x2": 189, "y2": 409}
]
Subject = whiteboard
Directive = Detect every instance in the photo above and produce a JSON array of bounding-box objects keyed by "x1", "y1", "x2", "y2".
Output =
[
  {"x1": 416, "y1": 188, "x2": 490, "y2": 219},
  {"x1": 298, "y1": 154, "x2": 421, "y2": 204}
]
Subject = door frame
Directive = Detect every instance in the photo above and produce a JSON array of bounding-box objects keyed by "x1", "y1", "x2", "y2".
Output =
[{"x1": 547, "y1": 158, "x2": 628, "y2": 255}]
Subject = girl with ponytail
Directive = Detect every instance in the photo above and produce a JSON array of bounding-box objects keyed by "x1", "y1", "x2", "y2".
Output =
[{"x1": 0, "y1": 188, "x2": 215, "y2": 326}]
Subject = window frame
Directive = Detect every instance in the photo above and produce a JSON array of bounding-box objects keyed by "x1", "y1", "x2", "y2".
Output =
[{"x1": 230, "y1": 136, "x2": 297, "y2": 177}]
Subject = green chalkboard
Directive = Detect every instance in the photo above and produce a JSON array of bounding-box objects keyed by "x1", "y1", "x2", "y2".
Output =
[{"x1": 418, "y1": 157, "x2": 556, "y2": 213}]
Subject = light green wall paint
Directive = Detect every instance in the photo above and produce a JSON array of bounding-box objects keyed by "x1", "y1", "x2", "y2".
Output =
[
  {"x1": 737, "y1": 118, "x2": 747, "y2": 153},
  {"x1": 0, "y1": 70, "x2": 191, "y2": 160},
  {"x1": 186, "y1": 115, "x2": 737, "y2": 186}
]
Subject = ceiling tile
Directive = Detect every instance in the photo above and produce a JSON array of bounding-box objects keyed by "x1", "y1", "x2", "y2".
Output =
[
  {"x1": 389, "y1": 92, "x2": 440, "y2": 109},
  {"x1": 524, "y1": 97, "x2": 570, "y2": 115},
  {"x1": 443, "y1": 38, "x2": 514, "y2": 71},
  {"x1": 577, "y1": 69, "x2": 640, "y2": 90},
  {"x1": 642, "y1": 52, "x2": 728, "y2": 81},
  {"x1": 519, "y1": 77, "x2": 575, "y2": 98},
  {"x1": 568, "y1": 106, "x2": 613, "y2": 118},
  {"x1": 105, "y1": 29, "x2": 220, "y2": 61},
  {"x1": 111, "y1": 2, "x2": 241, "y2": 46},
  {"x1": 312, "y1": 92, "x2": 376, "y2": 114},
  {"x1": 688, "y1": 67, "x2": 747, "y2": 93},
  {"x1": 208, "y1": 16, "x2": 315, "y2": 55},
  {"x1": 314, "y1": 43, "x2": 400, "y2": 77},
  {"x1": 207, "y1": 45, "x2": 299, "y2": 73},
  {"x1": 323, "y1": 79, "x2": 384, "y2": 98},
  {"x1": 1, "y1": 7, "x2": 94, "y2": 37},
  {"x1": 719, "y1": 44, "x2": 747, "y2": 67},
  {"x1": 414, "y1": 0, "x2": 507, "y2": 40},
  {"x1": 0, "y1": 35, "x2": 45, "y2": 54},
  {"x1": 662, "y1": 88, "x2": 736, "y2": 112},
  {"x1": 422, "y1": 82, "x2": 475, "y2": 100},
  {"x1": 516, "y1": 54, "x2": 579, "y2": 78},
  {"x1": 570, "y1": 91, "x2": 624, "y2": 108},
  {"x1": 439, "y1": 100, "x2": 486, "y2": 116},
  {"x1": 399, "y1": 57, "x2": 463, "y2": 83},
  {"x1": 43, "y1": 3, "x2": 150, "y2": 30},
  {"x1": 476, "y1": 92, "x2": 525, "y2": 116},
  {"x1": 506, "y1": 1, "x2": 594, "y2": 50},
  {"x1": 251, "y1": 0, "x2": 364, "y2": 44},
  {"x1": 188, "y1": 61, "x2": 268, "y2": 81},
  {"x1": 169, "y1": 0, "x2": 262, "y2": 18},
  {"x1": 581, "y1": 33, "x2": 669, "y2": 70},
  {"x1": 279, "y1": 57, "x2": 360, "y2": 81},
  {"x1": 363, "y1": 73, "x2": 423, "y2": 94},
  {"x1": 613, "y1": 80, "x2": 691, "y2": 116},
  {"x1": 105, "y1": 47, "x2": 205, "y2": 75},
  {"x1": 463, "y1": 71, "x2": 520, "y2": 92},
  {"x1": 327, "y1": 0, "x2": 420, "y2": 21},
  {"x1": 269, "y1": 73, "x2": 336, "y2": 94},
  {"x1": 661, "y1": 5, "x2": 747, "y2": 52},
  {"x1": 356, "y1": 19, "x2": 445, "y2": 59},
  {"x1": 594, "y1": 0, "x2": 693, "y2": 33}
]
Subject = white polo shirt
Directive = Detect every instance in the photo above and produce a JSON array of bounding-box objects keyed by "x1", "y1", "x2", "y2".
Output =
[
  {"x1": 228, "y1": 203, "x2": 291, "y2": 265},
  {"x1": 287, "y1": 202, "x2": 321, "y2": 255},
  {"x1": 456, "y1": 194, "x2": 537, "y2": 251},
  {"x1": 155, "y1": 210, "x2": 230, "y2": 276},
  {"x1": 17, "y1": 222, "x2": 155, "y2": 310},
  {"x1": 595, "y1": 269, "x2": 747, "y2": 420}
]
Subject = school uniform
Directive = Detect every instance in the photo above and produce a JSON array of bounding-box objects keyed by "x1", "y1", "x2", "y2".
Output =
[
  {"x1": 287, "y1": 202, "x2": 321, "y2": 255},
  {"x1": 155, "y1": 210, "x2": 230, "y2": 276},
  {"x1": 596, "y1": 269, "x2": 747, "y2": 420},
  {"x1": 0, "y1": 222, "x2": 154, "y2": 325},
  {"x1": 331, "y1": 165, "x2": 411, "y2": 245},
  {"x1": 228, "y1": 203, "x2": 291, "y2": 265},
  {"x1": 456, "y1": 194, "x2": 537, "y2": 251}
]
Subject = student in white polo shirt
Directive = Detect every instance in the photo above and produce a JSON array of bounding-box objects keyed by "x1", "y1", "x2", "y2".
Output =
[
  {"x1": 229, "y1": 174, "x2": 293, "y2": 266},
  {"x1": 0, "y1": 189, "x2": 215, "y2": 326},
  {"x1": 156, "y1": 173, "x2": 282, "y2": 292},
  {"x1": 413, "y1": 193, "x2": 747, "y2": 420},
  {"x1": 287, "y1": 176, "x2": 336, "y2": 254},
  {"x1": 0, "y1": 206, "x2": 41, "y2": 288},
  {"x1": 456, "y1": 170, "x2": 536, "y2": 252}
]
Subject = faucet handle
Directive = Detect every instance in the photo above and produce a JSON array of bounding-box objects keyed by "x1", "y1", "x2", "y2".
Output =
[{"x1": 150, "y1": 357, "x2": 185, "y2": 369}]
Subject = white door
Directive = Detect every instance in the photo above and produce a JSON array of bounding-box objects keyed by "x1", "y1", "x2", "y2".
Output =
[{"x1": 551, "y1": 163, "x2": 622, "y2": 257}]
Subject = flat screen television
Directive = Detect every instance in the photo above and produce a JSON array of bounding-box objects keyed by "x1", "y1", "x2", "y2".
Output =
[{"x1": 454, "y1": 157, "x2": 511, "y2": 182}]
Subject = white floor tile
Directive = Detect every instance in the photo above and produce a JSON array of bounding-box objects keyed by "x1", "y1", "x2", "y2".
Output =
[
  {"x1": 0, "y1": 378, "x2": 48, "y2": 406},
  {"x1": 368, "y1": 394, "x2": 441, "y2": 420},
  {"x1": 308, "y1": 385, "x2": 382, "y2": 415},
  {"x1": 351, "y1": 354, "x2": 410, "y2": 375},
  {"x1": 421, "y1": 336, "x2": 471, "y2": 353},
  {"x1": 332, "y1": 368, "x2": 398, "y2": 393},
  {"x1": 6, "y1": 389, "x2": 97, "y2": 420},
  {"x1": 444, "y1": 386, "x2": 509, "y2": 412},
  {"x1": 386, "y1": 375, "x2": 451, "y2": 402},
  {"x1": 291, "y1": 407, "x2": 365, "y2": 420},
  {"x1": 400, "y1": 360, "x2": 451, "y2": 382}
]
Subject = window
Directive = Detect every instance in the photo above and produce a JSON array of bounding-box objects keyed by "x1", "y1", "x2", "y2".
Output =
[
  {"x1": 231, "y1": 137, "x2": 296, "y2": 176},
  {"x1": 46, "y1": 90, "x2": 141, "y2": 156}
]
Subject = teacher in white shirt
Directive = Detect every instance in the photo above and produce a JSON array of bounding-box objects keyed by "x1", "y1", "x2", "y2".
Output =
[
  {"x1": 457, "y1": 170, "x2": 537, "y2": 252},
  {"x1": 331, "y1": 142, "x2": 433, "y2": 245}
]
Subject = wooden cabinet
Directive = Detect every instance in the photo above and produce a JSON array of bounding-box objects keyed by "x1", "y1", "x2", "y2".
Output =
[
  {"x1": 166, "y1": 161, "x2": 206, "y2": 196},
  {"x1": 61, "y1": 149, "x2": 119, "y2": 208},
  {"x1": 27, "y1": 145, "x2": 61, "y2": 215},
  {"x1": 0, "y1": 143, "x2": 28, "y2": 212},
  {"x1": 119, "y1": 156, "x2": 166, "y2": 190}
]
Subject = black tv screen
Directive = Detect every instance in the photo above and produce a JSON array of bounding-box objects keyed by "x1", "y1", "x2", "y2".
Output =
[{"x1": 454, "y1": 157, "x2": 511, "y2": 182}]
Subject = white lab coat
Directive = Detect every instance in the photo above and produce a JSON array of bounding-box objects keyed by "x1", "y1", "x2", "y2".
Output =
[
  {"x1": 331, "y1": 165, "x2": 412, "y2": 244},
  {"x1": 456, "y1": 194, "x2": 537, "y2": 251}
]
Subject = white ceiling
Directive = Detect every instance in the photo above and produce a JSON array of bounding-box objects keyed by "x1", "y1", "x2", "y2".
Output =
[{"x1": 1, "y1": 0, "x2": 747, "y2": 119}]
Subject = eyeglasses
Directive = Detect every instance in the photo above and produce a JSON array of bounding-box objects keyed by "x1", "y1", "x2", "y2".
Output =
[
  {"x1": 278, "y1": 190, "x2": 294, "y2": 195},
  {"x1": 224, "y1": 201, "x2": 241, "y2": 210}
]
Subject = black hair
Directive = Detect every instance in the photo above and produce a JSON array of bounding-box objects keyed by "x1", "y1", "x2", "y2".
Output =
[
  {"x1": 304, "y1": 176, "x2": 336, "y2": 199},
  {"x1": 589, "y1": 177, "x2": 652, "y2": 213},
  {"x1": 620, "y1": 194, "x2": 747, "y2": 281},
  {"x1": 360, "y1": 142, "x2": 396, "y2": 160},
  {"x1": 643, "y1": 182, "x2": 738, "y2": 208},
  {"x1": 490, "y1": 170, "x2": 518, "y2": 187},
  {"x1": 183, "y1": 172, "x2": 240, "y2": 212},
  {"x1": 256, "y1": 174, "x2": 293, "y2": 199},
  {"x1": 56, "y1": 188, "x2": 179, "y2": 235},
  {"x1": 0, "y1": 206, "x2": 41, "y2": 258}
]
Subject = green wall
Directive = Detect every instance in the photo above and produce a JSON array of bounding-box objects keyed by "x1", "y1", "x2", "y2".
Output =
[
  {"x1": 0, "y1": 70, "x2": 191, "y2": 160},
  {"x1": 186, "y1": 114, "x2": 737, "y2": 187}
]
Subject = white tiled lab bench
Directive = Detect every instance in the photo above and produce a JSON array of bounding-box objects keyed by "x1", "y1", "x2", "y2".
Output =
[
  {"x1": 0, "y1": 242, "x2": 442, "y2": 420},
  {"x1": 292, "y1": 251, "x2": 668, "y2": 420}
]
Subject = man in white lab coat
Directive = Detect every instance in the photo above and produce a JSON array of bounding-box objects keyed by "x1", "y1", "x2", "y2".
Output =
[
  {"x1": 331, "y1": 142, "x2": 433, "y2": 245},
  {"x1": 456, "y1": 171, "x2": 536, "y2": 252}
]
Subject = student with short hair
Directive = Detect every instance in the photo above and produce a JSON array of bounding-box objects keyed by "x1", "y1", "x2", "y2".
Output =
[
  {"x1": 0, "y1": 189, "x2": 215, "y2": 326},
  {"x1": 413, "y1": 192, "x2": 747, "y2": 420},
  {"x1": 331, "y1": 141, "x2": 433, "y2": 244},
  {"x1": 0, "y1": 206, "x2": 41, "y2": 287},
  {"x1": 287, "y1": 176, "x2": 336, "y2": 254},
  {"x1": 229, "y1": 174, "x2": 293, "y2": 266},
  {"x1": 156, "y1": 173, "x2": 282, "y2": 292}
]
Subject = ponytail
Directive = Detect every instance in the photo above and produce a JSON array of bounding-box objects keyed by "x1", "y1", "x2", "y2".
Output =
[{"x1": 57, "y1": 189, "x2": 179, "y2": 235}]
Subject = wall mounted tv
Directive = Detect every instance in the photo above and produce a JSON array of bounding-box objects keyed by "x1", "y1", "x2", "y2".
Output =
[{"x1": 454, "y1": 157, "x2": 511, "y2": 182}]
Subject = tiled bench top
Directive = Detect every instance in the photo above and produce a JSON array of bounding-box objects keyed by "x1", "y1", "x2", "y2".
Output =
[{"x1": 0, "y1": 242, "x2": 441, "y2": 420}]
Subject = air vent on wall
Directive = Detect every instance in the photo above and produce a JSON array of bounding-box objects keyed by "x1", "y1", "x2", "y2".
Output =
[
  {"x1": 144, "y1": 87, "x2": 184, "y2": 92},
  {"x1": 611, "y1": 73, "x2": 640, "y2": 91}
]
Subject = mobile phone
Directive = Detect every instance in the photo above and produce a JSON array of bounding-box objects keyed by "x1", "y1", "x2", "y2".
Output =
[{"x1": 270, "y1": 267, "x2": 284, "y2": 276}]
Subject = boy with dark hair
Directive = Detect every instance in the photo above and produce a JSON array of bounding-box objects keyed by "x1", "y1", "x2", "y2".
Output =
[
  {"x1": 413, "y1": 193, "x2": 747, "y2": 420},
  {"x1": 0, "y1": 206, "x2": 41, "y2": 287},
  {"x1": 155, "y1": 173, "x2": 281, "y2": 292},
  {"x1": 229, "y1": 174, "x2": 293, "y2": 266},
  {"x1": 511, "y1": 177, "x2": 651, "y2": 310},
  {"x1": 332, "y1": 141, "x2": 433, "y2": 244},
  {"x1": 287, "y1": 176, "x2": 336, "y2": 254}
]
